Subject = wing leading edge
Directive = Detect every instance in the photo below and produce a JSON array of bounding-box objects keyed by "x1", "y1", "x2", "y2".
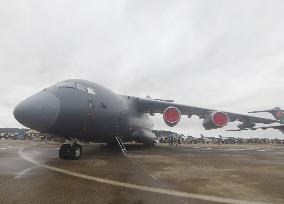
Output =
[{"x1": 135, "y1": 97, "x2": 278, "y2": 129}]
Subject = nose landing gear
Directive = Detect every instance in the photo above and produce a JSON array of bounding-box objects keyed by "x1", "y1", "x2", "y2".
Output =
[{"x1": 59, "y1": 143, "x2": 82, "y2": 160}]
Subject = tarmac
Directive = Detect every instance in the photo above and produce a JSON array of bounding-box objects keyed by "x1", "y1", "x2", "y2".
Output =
[{"x1": 0, "y1": 140, "x2": 284, "y2": 204}]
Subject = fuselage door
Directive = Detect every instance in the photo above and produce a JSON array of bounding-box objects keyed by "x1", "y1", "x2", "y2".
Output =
[
  {"x1": 75, "y1": 82, "x2": 97, "y2": 136},
  {"x1": 86, "y1": 86, "x2": 96, "y2": 124}
]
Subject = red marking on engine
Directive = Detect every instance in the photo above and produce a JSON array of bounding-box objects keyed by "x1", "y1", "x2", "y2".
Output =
[
  {"x1": 275, "y1": 111, "x2": 284, "y2": 119},
  {"x1": 163, "y1": 107, "x2": 181, "y2": 123},
  {"x1": 212, "y1": 112, "x2": 228, "y2": 127}
]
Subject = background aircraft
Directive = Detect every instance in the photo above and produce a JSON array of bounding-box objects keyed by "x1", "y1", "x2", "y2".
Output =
[
  {"x1": 228, "y1": 107, "x2": 284, "y2": 133},
  {"x1": 13, "y1": 79, "x2": 279, "y2": 160},
  {"x1": 227, "y1": 124, "x2": 284, "y2": 134},
  {"x1": 249, "y1": 107, "x2": 284, "y2": 122}
]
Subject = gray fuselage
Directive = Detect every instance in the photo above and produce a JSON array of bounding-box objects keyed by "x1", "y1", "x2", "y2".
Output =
[{"x1": 13, "y1": 79, "x2": 155, "y2": 144}]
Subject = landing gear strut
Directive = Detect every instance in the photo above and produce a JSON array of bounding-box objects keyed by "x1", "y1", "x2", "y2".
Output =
[{"x1": 59, "y1": 143, "x2": 82, "y2": 160}]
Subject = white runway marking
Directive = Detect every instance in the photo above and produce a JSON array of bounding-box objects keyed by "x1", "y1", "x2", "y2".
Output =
[
  {"x1": 18, "y1": 147, "x2": 266, "y2": 204},
  {"x1": 256, "y1": 149, "x2": 272, "y2": 152},
  {"x1": 1, "y1": 147, "x2": 7, "y2": 150},
  {"x1": 224, "y1": 148, "x2": 245, "y2": 151},
  {"x1": 5, "y1": 146, "x2": 19, "y2": 149},
  {"x1": 15, "y1": 166, "x2": 36, "y2": 179},
  {"x1": 200, "y1": 148, "x2": 212, "y2": 150}
]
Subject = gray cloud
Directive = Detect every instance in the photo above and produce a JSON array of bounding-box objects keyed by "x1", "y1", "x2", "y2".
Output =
[{"x1": 1, "y1": 0, "x2": 284, "y2": 138}]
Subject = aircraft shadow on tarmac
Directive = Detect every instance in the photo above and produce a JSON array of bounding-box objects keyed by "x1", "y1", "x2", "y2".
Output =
[
  {"x1": 81, "y1": 143, "x2": 155, "y2": 158},
  {"x1": 60, "y1": 143, "x2": 190, "y2": 160}
]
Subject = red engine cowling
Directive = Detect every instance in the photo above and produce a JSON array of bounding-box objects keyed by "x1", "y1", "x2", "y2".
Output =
[
  {"x1": 202, "y1": 111, "x2": 229, "y2": 130},
  {"x1": 273, "y1": 110, "x2": 284, "y2": 120},
  {"x1": 163, "y1": 106, "x2": 181, "y2": 127}
]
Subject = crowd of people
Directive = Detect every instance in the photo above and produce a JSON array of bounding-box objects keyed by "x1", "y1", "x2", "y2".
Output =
[
  {"x1": 153, "y1": 130, "x2": 284, "y2": 145},
  {"x1": 157, "y1": 135, "x2": 284, "y2": 145},
  {"x1": 1, "y1": 128, "x2": 284, "y2": 145}
]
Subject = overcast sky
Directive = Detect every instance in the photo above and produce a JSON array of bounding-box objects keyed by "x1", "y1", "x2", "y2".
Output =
[{"x1": 1, "y1": 0, "x2": 284, "y2": 138}]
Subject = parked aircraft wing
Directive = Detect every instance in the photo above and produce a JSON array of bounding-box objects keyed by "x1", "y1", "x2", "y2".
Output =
[
  {"x1": 226, "y1": 129, "x2": 249, "y2": 131},
  {"x1": 136, "y1": 97, "x2": 279, "y2": 129},
  {"x1": 227, "y1": 125, "x2": 284, "y2": 134},
  {"x1": 258, "y1": 125, "x2": 284, "y2": 130},
  {"x1": 248, "y1": 107, "x2": 284, "y2": 122}
]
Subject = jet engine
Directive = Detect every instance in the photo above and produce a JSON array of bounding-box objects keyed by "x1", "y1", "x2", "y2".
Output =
[
  {"x1": 237, "y1": 122, "x2": 256, "y2": 129},
  {"x1": 202, "y1": 111, "x2": 229, "y2": 130},
  {"x1": 249, "y1": 107, "x2": 284, "y2": 121},
  {"x1": 274, "y1": 110, "x2": 284, "y2": 120},
  {"x1": 163, "y1": 106, "x2": 181, "y2": 127}
]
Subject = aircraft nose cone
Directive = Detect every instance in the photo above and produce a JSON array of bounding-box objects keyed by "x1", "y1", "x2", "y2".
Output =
[{"x1": 13, "y1": 91, "x2": 60, "y2": 132}]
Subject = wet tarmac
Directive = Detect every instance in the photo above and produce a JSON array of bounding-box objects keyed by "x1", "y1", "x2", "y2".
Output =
[{"x1": 0, "y1": 140, "x2": 284, "y2": 204}]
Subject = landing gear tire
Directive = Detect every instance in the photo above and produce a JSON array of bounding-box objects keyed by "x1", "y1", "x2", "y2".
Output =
[
  {"x1": 59, "y1": 144, "x2": 69, "y2": 159},
  {"x1": 59, "y1": 143, "x2": 82, "y2": 160},
  {"x1": 72, "y1": 143, "x2": 82, "y2": 160}
]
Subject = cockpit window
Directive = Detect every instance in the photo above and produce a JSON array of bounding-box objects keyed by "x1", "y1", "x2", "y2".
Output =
[
  {"x1": 56, "y1": 81, "x2": 76, "y2": 89},
  {"x1": 87, "y1": 87, "x2": 96, "y2": 95},
  {"x1": 55, "y1": 81, "x2": 96, "y2": 95}
]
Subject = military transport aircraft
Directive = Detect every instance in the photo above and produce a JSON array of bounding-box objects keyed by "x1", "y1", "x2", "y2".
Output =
[
  {"x1": 250, "y1": 108, "x2": 284, "y2": 133},
  {"x1": 227, "y1": 107, "x2": 284, "y2": 132},
  {"x1": 249, "y1": 107, "x2": 284, "y2": 122},
  {"x1": 13, "y1": 79, "x2": 280, "y2": 160}
]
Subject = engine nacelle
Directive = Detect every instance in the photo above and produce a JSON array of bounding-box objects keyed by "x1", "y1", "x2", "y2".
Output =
[
  {"x1": 202, "y1": 111, "x2": 229, "y2": 130},
  {"x1": 163, "y1": 106, "x2": 181, "y2": 127},
  {"x1": 273, "y1": 110, "x2": 284, "y2": 121},
  {"x1": 237, "y1": 122, "x2": 256, "y2": 129}
]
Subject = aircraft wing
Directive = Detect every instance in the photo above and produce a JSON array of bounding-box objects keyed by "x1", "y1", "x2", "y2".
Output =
[
  {"x1": 227, "y1": 125, "x2": 284, "y2": 134},
  {"x1": 257, "y1": 125, "x2": 284, "y2": 131},
  {"x1": 135, "y1": 97, "x2": 278, "y2": 129}
]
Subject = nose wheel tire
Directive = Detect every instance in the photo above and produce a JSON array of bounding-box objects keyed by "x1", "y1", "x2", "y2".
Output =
[
  {"x1": 59, "y1": 144, "x2": 68, "y2": 159},
  {"x1": 59, "y1": 143, "x2": 82, "y2": 160}
]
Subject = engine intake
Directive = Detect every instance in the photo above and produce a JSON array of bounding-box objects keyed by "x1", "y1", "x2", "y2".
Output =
[
  {"x1": 203, "y1": 111, "x2": 229, "y2": 130},
  {"x1": 274, "y1": 110, "x2": 284, "y2": 120},
  {"x1": 163, "y1": 106, "x2": 181, "y2": 127}
]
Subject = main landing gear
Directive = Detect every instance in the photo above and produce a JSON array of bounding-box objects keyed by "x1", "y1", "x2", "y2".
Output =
[{"x1": 59, "y1": 143, "x2": 82, "y2": 160}]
